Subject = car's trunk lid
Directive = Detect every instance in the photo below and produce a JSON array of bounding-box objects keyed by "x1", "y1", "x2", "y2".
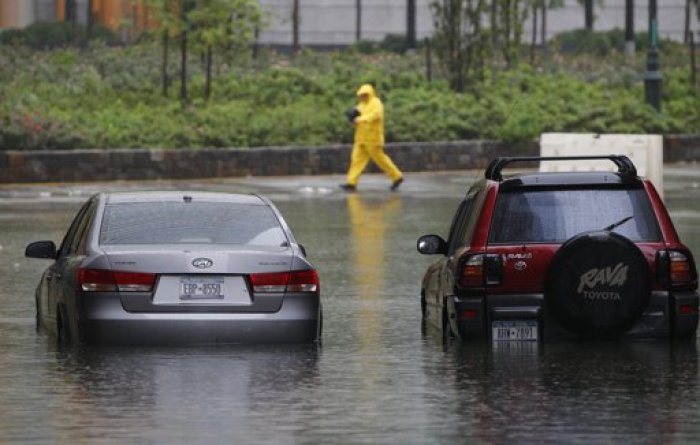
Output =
[{"x1": 100, "y1": 245, "x2": 293, "y2": 313}]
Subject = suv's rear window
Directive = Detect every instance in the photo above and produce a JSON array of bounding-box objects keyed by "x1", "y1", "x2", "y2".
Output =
[
  {"x1": 489, "y1": 188, "x2": 661, "y2": 244},
  {"x1": 100, "y1": 202, "x2": 288, "y2": 246}
]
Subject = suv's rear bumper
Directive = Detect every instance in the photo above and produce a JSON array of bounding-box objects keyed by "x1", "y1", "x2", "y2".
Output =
[{"x1": 450, "y1": 290, "x2": 699, "y2": 340}]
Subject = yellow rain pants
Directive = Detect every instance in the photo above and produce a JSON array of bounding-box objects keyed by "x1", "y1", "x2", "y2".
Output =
[
  {"x1": 346, "y1": 143, "x2": 403, "y2": 186},
  {"x1": 346, "y1": 84, "x2": 403, "y2": 186}
]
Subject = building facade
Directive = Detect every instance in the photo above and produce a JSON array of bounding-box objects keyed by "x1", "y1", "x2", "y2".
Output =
[{"x1": 0, "y1": 0, "x2": 150, "y2": 35}]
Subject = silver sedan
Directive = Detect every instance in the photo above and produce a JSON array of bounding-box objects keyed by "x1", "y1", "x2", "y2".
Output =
[{"x1": 25, "y1": 191, "x2": 321, "y2": 344}]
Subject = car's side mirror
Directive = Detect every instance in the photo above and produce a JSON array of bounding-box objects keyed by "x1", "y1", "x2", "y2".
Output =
[
  {"x1": 417, "y1": 235, "x2": 447, "y2": 255},
  {"x1": 25, "y1": 241, "x2": 57, "y2": 259}
]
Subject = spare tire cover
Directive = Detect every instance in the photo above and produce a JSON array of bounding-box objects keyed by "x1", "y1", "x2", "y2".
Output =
[{"x1": 545, "y1": 231, "x2": 651, "y2": 337}]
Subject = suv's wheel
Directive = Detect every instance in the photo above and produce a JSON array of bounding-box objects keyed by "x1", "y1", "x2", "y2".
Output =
[{"x1": 545, "y1": 231, "x2": 651, "y2": 338}]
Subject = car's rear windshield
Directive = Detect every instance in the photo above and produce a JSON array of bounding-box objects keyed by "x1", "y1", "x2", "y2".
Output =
[
  {"x1": 489, "y1": 188, "x2": 661, "y2": 244},
  {"x1": 100, "y1": 202, "x2": 288, "y2": 246}
]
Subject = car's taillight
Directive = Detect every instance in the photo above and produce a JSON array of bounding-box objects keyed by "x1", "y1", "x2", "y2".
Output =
[
  {"x1": 78, "y1": 268, "x2": 156, "y2": 292},
  {"x1": 249, "y1": 272, "x2": 288, "y2": 293},
  {"x1": 457, "y1": 253, "x2": 502, "y2": 290},
  {"x1": 669, "y1": 251, "x2": 694, "y2": 284},
  {"x1": 287, "y1": 269, "x2": 319, "y2": 293},
  {"x1": 657, "y1": 249, "x2": 698, "y2": 290},
  {"x1": 249, "y1": 270, "x2": 319, "y2": 294},
  {"x1": 460, "y1": 255, "x2": 484, "y2": 288}
]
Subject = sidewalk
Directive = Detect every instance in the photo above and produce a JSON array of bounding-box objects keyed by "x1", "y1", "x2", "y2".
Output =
[{"x1": 0, "y1": 165, "x2": 698, "y2": 204}]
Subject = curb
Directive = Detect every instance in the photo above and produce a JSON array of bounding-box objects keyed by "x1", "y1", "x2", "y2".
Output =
[{"x1": 0, "y1": 137, "x2": 697, "y2": 184}]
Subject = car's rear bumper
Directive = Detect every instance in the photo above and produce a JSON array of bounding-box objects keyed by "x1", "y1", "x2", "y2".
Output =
[
  {"x1": 80, "y1": 293, "x2": 320, "y2": 345},
  {"x1": 451, "y1": 290, "x2": 699, "y2": 340}
]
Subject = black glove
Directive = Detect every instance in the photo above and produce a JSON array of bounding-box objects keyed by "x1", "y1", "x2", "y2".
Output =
[{"x1": 345, "y1": 107, "x2": 360, "y2": 122}]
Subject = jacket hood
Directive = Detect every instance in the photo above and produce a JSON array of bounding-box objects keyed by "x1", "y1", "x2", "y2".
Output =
[{"x1": 356, "y1": 84, "x2": 376, "y2": 98}]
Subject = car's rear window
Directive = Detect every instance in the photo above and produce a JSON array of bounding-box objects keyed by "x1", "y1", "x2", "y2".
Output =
[
  {"x1": 489, "y1": 188, "x2": 661, "y2": 244},
  {"x1": 100, "y1": 202, "x2": 288, "y2": 246}
]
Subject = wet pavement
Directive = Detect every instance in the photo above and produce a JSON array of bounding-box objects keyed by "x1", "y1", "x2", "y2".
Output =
[{"x1": 1, "y1": 167, "x2": 699, "y2": 443}]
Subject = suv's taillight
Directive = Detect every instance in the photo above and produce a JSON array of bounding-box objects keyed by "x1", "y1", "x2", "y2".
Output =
[
  {"x1": 657, "y1": 249, "x2": 698, "y2": 290},
  {"x1": 670, "y1": 251, "x2": 694, "y2": 284},
  {"x1": 457, "y1": 253, "x2": 503, "y2": 290},
  {"x1": 249, "y1": 270, "x2": 319, "y2": 294},
  {"x1": 78, "y1": 268, "x2": 156, "y2": 292},
  {"x1": 460, "y1": 255, "x2": 484, "y2": 288}
]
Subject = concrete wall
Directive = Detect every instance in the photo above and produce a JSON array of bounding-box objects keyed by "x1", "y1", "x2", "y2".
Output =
[
  {"x1": 258, "y1": 0, "x2": 697, "y2": 46},
  {"x1": 1, "y1": 137, "x2": 698, "y2": 184},
  {"x1": 4, "y1": 1, "x2": 696, "y2": 43}
]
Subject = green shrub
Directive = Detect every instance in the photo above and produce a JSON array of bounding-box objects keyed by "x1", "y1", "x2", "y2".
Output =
[
  {"x1": 0, "y1": 42, "x2": 697, "y2": 150},
  {"x1": 0, "y1": 108, "x2": 84, "y2": 150},
  {"x1": 0, "y1": 21, "x2": 119, "y2": 49},
  {"x1": 350, "y1": 34, "x2": 420, "y2": 55},
  {"x1": 552, "y1": 28, "x2": 679, "y2": 56}
]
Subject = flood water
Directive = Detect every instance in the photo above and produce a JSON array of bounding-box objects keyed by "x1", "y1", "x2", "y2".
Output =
[{"x1": 1, "y1": 168, "x2": 699, "y2": 443}]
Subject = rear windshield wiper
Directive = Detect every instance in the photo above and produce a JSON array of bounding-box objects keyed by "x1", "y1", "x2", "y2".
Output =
[{"x1": 603, "y1": 215, "x2": 633, "y2": 232}]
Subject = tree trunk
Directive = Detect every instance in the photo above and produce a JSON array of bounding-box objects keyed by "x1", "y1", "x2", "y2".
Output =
[
  {"x1": 530, "y1": 0, "x2": 538, "y2": 63},
  {"x1": 625, "y1": 0, "x2": 635, "y2": 55},
  {"x1": 65, "y1": 0, "x2": 78, "y2": 45},
  {"x1": 685, "y1": 0, "x2": 691, "y2": 43},
  {"x1": 162, "y1": 29, "x2": 169, "y2": 97},
  {"x1": 425, "y1": 37, "x2": 432, "y2": 82},
  {"x1": 356, "y1": 0, "x2": 361, "y2": 41},
  {"x1": 205, "y1": 46, "x2": 212, "y2": 100},
  {"x1": 292, "y1": 0, "x2": 300, "y2": 53},
  {"x1": 503, "y1": 0, "x2": 512, "y2": 66},
  {"x1": 541, "y1": 0, "x2": 547, "y2": 54},
  {"x1": 65, "y1": 0, "x2": 77, "y2": 23},
  {"x1": 180, "y1": 1, "x2": 188, "y2": 102},
  {"x1": 85, "y1": 0, "x2": 94, "y2": 45},
  {"x1": 585, "y1": 0, "x2": 594, "y2": 31},
  {"x1": 475, "y1": 0, "x2": 487, "y2": 82},
  {"x1": 253, "y1": 25, "x2": 260, "y2": 59},
  {"x1": 407, "y1": 0, "x2": 416, "y2": 49},
  {"x1": 690, "y1": 32, "x2": 697, "y2": 89},
  {"x1": 491, "y1": 0, "x2": 498, "y2": 52}
]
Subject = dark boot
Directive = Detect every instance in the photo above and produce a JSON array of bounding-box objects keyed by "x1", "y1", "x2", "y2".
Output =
[
  {"x1": 390, "y1": 177, "x2": 403, "y2": 192},
  {"x1": 339, "y1": 183, "x2": 357, "y2": 192}
]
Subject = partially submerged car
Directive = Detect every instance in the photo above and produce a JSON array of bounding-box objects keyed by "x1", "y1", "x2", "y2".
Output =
[
  {"x1": 417, "y1": 155, "x2": 699, "y2": 341},
  {"x1": 26, "y1": 191, "x2": 321, "y2": 344}
]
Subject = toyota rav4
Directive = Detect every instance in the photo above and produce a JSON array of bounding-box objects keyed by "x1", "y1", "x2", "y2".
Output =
[{"x1": 417, "y1": 155, "x2": 699, "y2": 341}]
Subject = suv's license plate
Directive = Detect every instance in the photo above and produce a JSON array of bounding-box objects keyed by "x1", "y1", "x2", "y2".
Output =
[
  {"x1": 492, "y1": 320, "x2": 538, "y2": 341},
  {"x1": 180, "y1": 277, "x2": 224, "y2": 300}
]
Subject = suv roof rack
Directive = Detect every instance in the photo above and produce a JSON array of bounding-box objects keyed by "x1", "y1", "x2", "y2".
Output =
[{"x1": 484, "y1": 155, "x2": 638, "y2": 182}]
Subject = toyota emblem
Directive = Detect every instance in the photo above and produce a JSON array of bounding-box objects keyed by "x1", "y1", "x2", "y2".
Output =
[{"x1": 192, "y1": 258, "x2": 213, "y2": 269}]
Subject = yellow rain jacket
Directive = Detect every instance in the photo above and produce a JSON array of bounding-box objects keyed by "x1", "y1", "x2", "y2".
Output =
[{"x1": 354, "y1": 84, "x2": 384, "y2": 146}]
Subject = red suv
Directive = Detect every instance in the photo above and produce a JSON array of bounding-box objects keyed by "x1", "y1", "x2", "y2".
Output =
[{"x1": 417, "y1": 156, "x2": 699, "y2": 341}]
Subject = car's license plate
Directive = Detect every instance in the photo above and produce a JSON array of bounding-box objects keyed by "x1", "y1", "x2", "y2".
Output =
[
  {"x1": 492, "y1": 320, "x2": 538, "y2": 341},
  {"x1": 179, "y1": 277, "x2": 224, "y2": 300}
]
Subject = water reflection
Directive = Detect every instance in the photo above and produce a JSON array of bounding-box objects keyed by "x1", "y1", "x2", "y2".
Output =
[
  {"x1": 435, "y1": 340, "x2": 700, "y2": 442},
  {"x1": 347, "y1": 194, "x2": 402, "y2": 346},
  {"x1": 27, "y1": 344, "x2": 321, "y2": 442}
]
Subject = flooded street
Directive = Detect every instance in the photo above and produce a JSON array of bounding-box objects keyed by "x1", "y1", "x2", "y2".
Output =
[{"x1": 1, "y1": 168, "x2": 699, "y2": 443}]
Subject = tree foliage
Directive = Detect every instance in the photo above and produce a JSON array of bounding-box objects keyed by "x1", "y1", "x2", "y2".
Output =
[
  {"x1": 145, "y1": 0, "x2": 260, "y2": 100},
  {"x1": 431, "y1": 0, "x2": 531, "y2": 92}
]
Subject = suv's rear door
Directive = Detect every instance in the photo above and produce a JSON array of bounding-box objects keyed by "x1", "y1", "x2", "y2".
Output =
[{"x1": 486, "y1": 185, "x2": 664, "y2": 295}]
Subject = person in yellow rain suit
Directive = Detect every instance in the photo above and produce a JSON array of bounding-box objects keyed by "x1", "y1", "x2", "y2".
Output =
[{"x1": 339, "y1": 84, "x2": 404, "y2": 192}]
